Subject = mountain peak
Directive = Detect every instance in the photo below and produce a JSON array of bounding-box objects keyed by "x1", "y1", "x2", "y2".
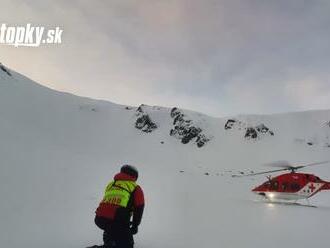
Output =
[{"x1": 0, "y1": 63, "x2": 12, "y2": 76}]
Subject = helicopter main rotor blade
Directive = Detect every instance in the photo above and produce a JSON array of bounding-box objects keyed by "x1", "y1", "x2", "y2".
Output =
[
  {"x1": 232, "y1": 161, "x2": 330, "y2": 178},
  {"x1": 232, "y1": 168, "x2": 289, "y2": 177},
  {"x1": 292, "y1": 160, "x2": 330, "y2": 170},
  {"x1": 264, "y1": 160, "x2": 330, "y2": 170},
  {"x1": 264, "y1": 160, "x2": 292, "y2": 168}
]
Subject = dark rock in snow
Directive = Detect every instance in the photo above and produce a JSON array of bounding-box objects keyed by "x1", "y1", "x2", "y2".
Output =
[
  {"x1": 180, "y1": 126, "x2": 202, "y2": 144},
  {"x1": 224, "y1": 118, "x2": 274, "y2": 140},
  {"x1": 0, "y1": 63, "x2": 12, "y2": 76},
  {"x1": 170, "y1": 107, "x2": 211, "y2": 147},
  {"x1": 224, "y1": 118, "x2": 246, "y2": 131},
  {"x1": 134, "y1": 104, "x2": 157, "y2": 133},
  {"x1": 196, "y1": 134, "x2": 210, "y2": 148},
  {"x1": 245, "y1": 127, "x2": 258, "y2": 139},
  {"x1": 170, "y1": 107, "x2": 179, "y2": 117},
  {"x1": 135, "y1": 114, "x2": 157, "y2": 133},
  {"x1": 245, "y1": 124, "x2": 274, "y2": 139},
  {"x1": 255, "y1": 124, "x2": 274, "y2": 135},
  {"x1": 224, "y1": 119, "x2": 236, "y2": 129},
  {"x1": 136, "y1": 104, "x2": 145, "y2": 113}
]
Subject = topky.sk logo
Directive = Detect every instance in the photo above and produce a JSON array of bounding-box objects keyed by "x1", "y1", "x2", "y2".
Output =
[{"x1": 0, "y1": 23, "x2": 63, "y2": 47}]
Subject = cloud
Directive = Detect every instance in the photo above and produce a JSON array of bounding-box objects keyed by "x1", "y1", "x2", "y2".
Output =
[
  {"x1": 0, "y1": 0, "x2": 330, "y2": 117},
  {"x1": 285, "y1": 77, "x2": 330, "y2": 110}
]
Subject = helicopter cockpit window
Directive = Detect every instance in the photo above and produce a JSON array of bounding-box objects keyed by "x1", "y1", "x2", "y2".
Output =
[{"x1": 270, "y1": 181, "x2": 279, "y2": 190}]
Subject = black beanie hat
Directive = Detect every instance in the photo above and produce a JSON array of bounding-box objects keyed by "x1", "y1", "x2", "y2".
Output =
[{"x1": 121, "y1": 164, "x2": 138, "y2": 179}]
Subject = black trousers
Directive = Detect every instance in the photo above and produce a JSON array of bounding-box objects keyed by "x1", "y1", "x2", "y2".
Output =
[{"x1": 95, "y1": 216, "x2": 134, "y2": 248}]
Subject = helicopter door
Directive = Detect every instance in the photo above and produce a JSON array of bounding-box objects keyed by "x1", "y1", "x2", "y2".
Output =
[{"x1": 290, "y1": 183, "x2": 300, "y2": 192}]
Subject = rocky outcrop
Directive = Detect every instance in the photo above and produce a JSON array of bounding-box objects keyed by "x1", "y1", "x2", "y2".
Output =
[
  {"x1": 133, "y1": 106, "x2": 210, "y2": 147},
  {"x1": 195, "y1": 134, "x2": 210, "y2": 148},
  {"x1": 224, "y1": 119, "x2": 236, "y2": 130},
  {"x1": 0, "y1": 63, "x2": 12, "y2": 76},
  {"x1": 224, "y1": 119, "x2": 274, "y2": 140},
  {"x1": 255, "y1": 124, "x2": 274, "y2": 135},
  {"x1": 224, "y1": 119, "x2": 245, "y2": 130},
  {"x1": 244, "y1": 127, "x2": 258, "y2": 139},
  {"x1": 134, "y1": 104, "x2": 157, "y2": 133},
  {"x1": 135, "y1": 114, "x2": 157, "y2": 132},
  {"x1": 170, "y1": 107, "x2": 210, "y2": 147},
  {"x1": 244, "y1": 124, "x2": 274, "y2": 139}
]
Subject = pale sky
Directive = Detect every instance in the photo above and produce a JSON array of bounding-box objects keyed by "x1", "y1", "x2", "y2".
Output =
[{"x1": 1, "y1": 0, "x2": 330, "y2": 117}]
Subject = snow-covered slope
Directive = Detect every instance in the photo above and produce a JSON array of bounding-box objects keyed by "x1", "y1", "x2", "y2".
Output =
[{"x1": 1, "y1": 64, "x2": 330, "y2": 248}]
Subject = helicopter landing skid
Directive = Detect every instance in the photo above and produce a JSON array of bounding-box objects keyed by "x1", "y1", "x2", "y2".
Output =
[{"x1": 255, "y1": 197, "x2": 317, "y2": 208}]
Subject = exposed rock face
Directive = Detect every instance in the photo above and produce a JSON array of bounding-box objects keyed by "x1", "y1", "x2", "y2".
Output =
[
  {"x1": 224, "y1": 119, "x2": 274, "y2": 140},
  {"x1": 244, "y1": 124, "x2": 274, "y2": 139},
  {"x1": 196, "y1": 134, "x2": 210, "y2": 148},
  {"x1": 134, "y1": 104, "x2": 157, "y2": 133},
  {"x1": 170, "y1": 107, "x2": 210, "y2": 147},
  {"x1": 0, "y1": 63, "x2": 12, "y2": 76},
  {"x1": 224, "y1": 119, "x2": 236, "y2": 130},
  {"x1": 224, "y1": 119, "x2": 245, "y2": 130},
  {"x1": 255, "y1": 124, "x2": 274, "y2": 135},
  {"x1": 245, "y1": 127, "x2": 258, "y2": 139},
  {"x1": 133, "y1": 106, "x2": 210, "y2": 147},
  {"x1": 135, "y1": 114, "x2": 157, "y2": 133}
]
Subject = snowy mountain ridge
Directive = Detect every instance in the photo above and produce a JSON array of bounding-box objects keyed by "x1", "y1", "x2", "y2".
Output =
[
  {"x1": 1, "y1": 64, "x2": 330, "y2": 248},
  {"x1": 1, "y1": 63, "x2": 329, "y2": 150}
]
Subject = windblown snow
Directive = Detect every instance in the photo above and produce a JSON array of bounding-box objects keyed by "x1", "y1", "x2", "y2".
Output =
[{"x1": 1, "y1": 65, "x2": 330, "y2": 248}]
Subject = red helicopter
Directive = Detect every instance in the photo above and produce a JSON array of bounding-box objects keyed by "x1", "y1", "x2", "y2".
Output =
[{"x1": 240, "y1": 161, "x2": 330, "y2": 203}]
